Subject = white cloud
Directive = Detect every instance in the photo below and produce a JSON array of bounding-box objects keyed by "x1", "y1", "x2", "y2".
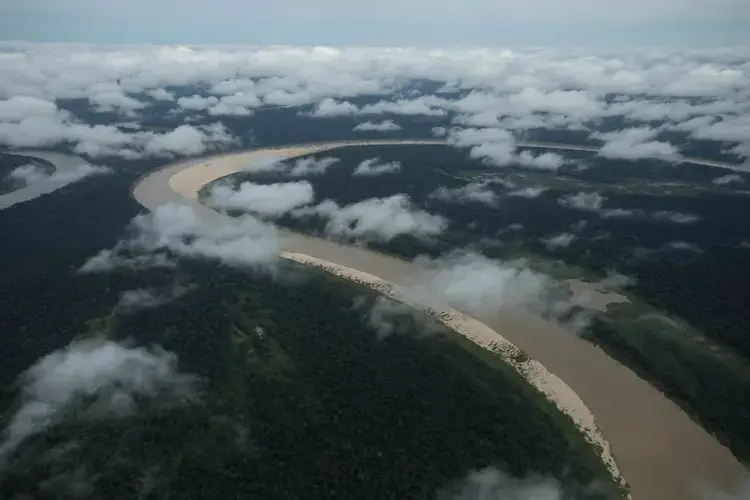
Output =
[
  {"x1": 446, "y1": 128, "x2": 568, "y2": 170},
  {"x1": 595, "y1": 127, "x2": 680, "y2": 161},
  {"x1": 210, "y1": 78, "x2": 256, "y2": 96},
  {"x1": 1, "y1": 44, "x2": 749, "y2": 171},
  {"x1": 287, "y1": 156, "x2": 339, "y2": 176},
  {"x1": 508, "y1": 87, "x2": 602, "y2": 116},
  {"x1": 353, "y1": 296, "x2": 442, "y2": 339},
  {"x1": 353, "y1": 120, "x2": 402, "y2": 132},
  {"x1": 440, "y1": 467, "x2": 563, "y2": 500},
  {"x1": 80, "y1": 203, "x2": 280, "y2": 272},
  {"x1": 359, "y1": 97, "x2": 447, "y2": 116},
  {"x1": 652, "y1": 211, "x2": 700, "y2": 224},
  {"x1": 516, "y1": 151, "x2": 565, "y2": 171},
  {"x1": 0, "y1": 99, "x2": 236, "y2": 158},
  {"x1": 176, "y1": 95, "x2": 219, "y2": 111},
  {"x1": 0, "y1": 339, "x2": 199, "y2": 465},
  {"x1": 7, "y1": 162, "x2": 113, "y2": 186},
  {"x1": 507, "y1": 187, "x2": 547, "y2": 198},
  {"x1": 146, "y1": 88, "x2": 175, "y2": 101},
  {"x1": 431, "y1": 126, "x2": 448, "y2": 137},
  {"x1": 712, "y1": 173, "x2": 745, "y2": 185},
  {"x1": 0, "y1": 96, "x2": 59, "y2": 122},
  {"x1": 447, "y1": 128, "x2": 515, "y2": 148},
  {"x1": 207, "y1": 180, "x2": 314, "y2": 217},
  {"x1": 141, "y1": 123, "x2": 236, "y2": 157},
  {"x1": 89, "y1": 88, "x2": 146, "y2": 114},
  {"x1": 430, "y1": 182, "x2": 498, "y2": 206},
  {"x1": 559, "y1": 191, "x2": 606, "y2": 211},
  {"x1": 407, "y1": 251, "x2": 553, "y2": 319},
  {"x1": 542, "y1": 233, "x2": 577, "y2": 250},
  {"x1": 600, "y1": 208, "x2": 639, "y2": 218},
  {"x1": 295, "y1": 194, "x2": 447, "y2": 243},
  {"x1": 310, "y1": 98, "x2": 359, "y2": 117},
  {"x1": 666, "y1": 241, "x2": 704, "y2": 253},
  {"x1": 468, "y1": 142, "x2": 518, "y2": 167},
  {"x1": 207, "y1": 92, "x2": 261, "y2": 116},
  {"x1": 116, "y1": 283, "x2": 195, "y2": 312},
  {"x1": 352, "y1": 158, "x2": 402, "y2": 176}
]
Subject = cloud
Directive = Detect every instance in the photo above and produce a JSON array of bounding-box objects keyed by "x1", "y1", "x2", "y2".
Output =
[
  {"x1": 0, "y1": 96, "x2": 59, "y2": 122},
  {"x1": 595, "y1": 127, "x2": 680, "y2": 161},
  {"x1": 516, "y1": 151, "x2": 565, "y2": 171},
  {"x1": 541, "y1": 233, "x2": 576, "y2": 250},
  {"x1": 599, "y1": 271, "x2": 636, "y2": 290},
  {"x1": 115, "y1": 283, "x2": 196, "y2": 312},
  {"x1": 141, "y1": 123, "x2": 236, "y2": 157},
  {"x1": 207, "y1": 180, "x2": 315, "y2": 217},
  {"x1": 89, "y1": 87, "x2": 146, "y2": 114},
  {"x1": 430, "y1": 182, "x2": 498, "y2": 206},
  {"x1": 439, "y1": 467, "x2": 564, "y2": 500},
  {"x1": 80, "y1": 203, "x2": 280, "y2": 272},
  {"x1": 207, "y1": 92, "x2": 261, "y2": 116},
  {"x1": 359, "y1": 97, "x2": 447, "y2": 116},
  {"x1": 446, "y1": 128, "x2": 567, "y2": 170},
  {"x1": 599, "y1": 208, "x2": 639, "y2": 219},
  {"x1": 287, "y1": 156, "x2": 339, "y2": 176},
  {"x1": 0, "y1": 98, "x2": 236, "y2": 158},
  {"x1": 667, "y1": 241, "x2": 704, "y2": 253},
  {"x1": 712, "y1": 173, "x2": 745, "y2": 185},
  {"x1": 352, "y1": 158, "x2": 402, "y2": 176},
  {"x1": 7, "y1": 162, "x2": 113, "y2": 187},
  {"x1": 507, "y1": 187, "x2": 547, "y2": 198},
  {"x1": 353, "y1": 295, "x2": 443, "y2": 339},
  {"x1": 0, "y1": 338, "x2": 199, "y2": 466},
  {"x1": 690, "y1": 114, "x2": 750, "y2": 144},
  {"x1": 309, "y1": 98, "x2": 359, "y2": 117},
  {"x1": 432, "y1": 126, "x2": 448, "y2": 137},
  {"x1": 294, "y1": 194, "x2": 447, "y2": 243},
  {"x1": 176, "y1": 94, "x2": 219, "y2": 111},
  {"x1": 651, "y1": 211, "x2": 700, "y2": 224},
  {"x1": 146, "y1": 88, "x2": 175, "y2": 101},
  {"x1": 406, "y1": 251, "x2": 559, "y2": 320},
  {"x1": 558, "y1": 192, "x2": 606, "y2": 211},
  {"x1": 353, "y1": 120, "x2": 402, "y2": 132}
]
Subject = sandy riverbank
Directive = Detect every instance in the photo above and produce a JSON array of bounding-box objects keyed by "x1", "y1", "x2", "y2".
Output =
[{"x1": 132, "y1": 139, "x2": 749, "y2": 500}]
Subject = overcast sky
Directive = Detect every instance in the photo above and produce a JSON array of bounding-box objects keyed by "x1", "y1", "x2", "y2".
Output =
[{"x1": 1, "y1": 0, "x2": 749, "y2": 47}]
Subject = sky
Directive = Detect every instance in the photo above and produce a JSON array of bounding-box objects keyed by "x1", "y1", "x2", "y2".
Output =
[{"x1": 1, "y1": 0, "x2": 749, "y2": 47}]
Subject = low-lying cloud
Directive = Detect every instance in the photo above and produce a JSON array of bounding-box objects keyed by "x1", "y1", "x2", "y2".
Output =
[
  {"x1": 294, "y1": 194, "x2": 447, "y2": 243},
  {"x1": 595, "y1": 127, "x2": 680, "y2": 161},
  {"x1": 0, "y1": 338, "x2": 199, "y2": 467},
  {"x1": 80, "y1": 203, "x2": 280, "y2": 273},
  {"x1": 115, "y1": 283, "x2": 196, "y2": 312},
  {"x1": 207, "y1": 180, "x2": 315, "y2": 218},
  {"x1": 558, "y1": 192, "x2": 606, "y2": 211},
  {"x1": 352, "y1": 158, "x2": 402, "y2": 176},
  {"x1": 430, "y1": 182, "x2": 498, "y2": 206},
  {"x1": 7, "y1": 163, "x2": 113, "y2": 187},
  {"x1": 353, "y1": 120, "x2": 402, "y2": 132},
  {"x1": 406, "y1": 251, "x2": 552, "y2": 319}
]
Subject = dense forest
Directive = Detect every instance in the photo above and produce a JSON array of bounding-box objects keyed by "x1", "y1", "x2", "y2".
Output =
[
  {"x1": 215, "y1": 143, "x2": 750, "y2": 462},
  {"x1": 0, "y1": 256, "x2": 622, "y2": 499}
]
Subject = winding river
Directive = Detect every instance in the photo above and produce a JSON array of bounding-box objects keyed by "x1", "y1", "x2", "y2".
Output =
[
  {"x1": 17, "y1": 139, "x2": 745, "y2": 499},
  {"x1": 0, "y1": 151, "x2": 91, "y2": 210}
]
